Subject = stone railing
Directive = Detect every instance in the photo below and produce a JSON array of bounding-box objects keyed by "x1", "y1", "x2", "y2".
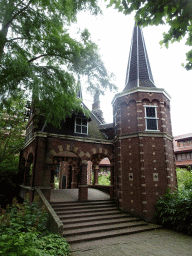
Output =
[
  {"x1": 34, "y1": 187, "x2": 63, "y2": 236},
  {"x1": 19, "y1": 185, "x2": 34, "y2": 202}
]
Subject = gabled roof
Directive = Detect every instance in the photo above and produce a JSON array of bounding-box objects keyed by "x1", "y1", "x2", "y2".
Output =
[
  {"x1": 174, "y1": 133, "x2": 192, "y2": 141},
  {"x1": 81, "y1": 102, "x2": 108, "y2": 140},
  {"x1": 123, "y1": 24, "x2": 155, "y2": 91}
]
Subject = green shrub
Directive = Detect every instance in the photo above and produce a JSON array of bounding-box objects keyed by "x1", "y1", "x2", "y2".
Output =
[
  {"x1": 0, "y1": 196, "x2": 48, "y2": 235},
  {"x1": 176, "y1": 167, "x2": 192, "y2": 189},
  {"x1": 155, "y1": 188, "x2": 192, "y2": 235},
  {"x1": 0, "y1": 196, "x2": 71, "y2": 255},
  {"x1": 54, "y1": 176, "x2": 59, "y2": 189},
  {"x1": 98, "y1": 173, "x2": 111, "y2": 185},
  {"x1": 0, "y1": 232, "x2": 71, "y2": 256}
]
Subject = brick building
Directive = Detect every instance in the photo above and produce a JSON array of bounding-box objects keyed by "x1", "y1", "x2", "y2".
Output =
[
  {"x1": 174, "y1": 133, "x2": 192, "y2": 169},
  {"x1": 19, "y1": 24, "x2": 177, "y2": 221}
]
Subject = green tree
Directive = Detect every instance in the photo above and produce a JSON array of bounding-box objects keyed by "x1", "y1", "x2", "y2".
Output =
[
  {"x1": 0, "y1": 0, "x2": 116, "y2": 126},
  {"x1": 106, "y1": 0, "x2": 192, "y2": 70},
  {"x1": 0, "y1": 95, "x2": 26, "y2": 174},
  {"x1": 0, "y1": 95, "x2": 26, "y2": 207}
]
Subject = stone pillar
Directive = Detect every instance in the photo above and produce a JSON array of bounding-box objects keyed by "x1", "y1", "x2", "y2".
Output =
[
  {"x1": 93, "y1": 165, "x2": 99, "y2": 185},
  {"x1": 110, "y1": 164, "x2": 114, "y2": 200},
  {"x1": 50, "y1": 168, "x2": 55, "y2": 189},
  {"x1": 71, "y1": 166, "x2": 77, "y2": 189},
  {"x1": 24, "y1": 162, "x2": 32, "y2": 186},
  {"x1": 78, "y1": 161, "x2": 88, "y2": 201}
]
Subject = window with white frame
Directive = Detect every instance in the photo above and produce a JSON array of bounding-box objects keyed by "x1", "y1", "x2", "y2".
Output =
[
  {"x1": 75, "y1": 117, "x2": 88, "y2": 135},
  {"x1": 144, "y1": 106, "x2": 158, "y2": 131},
  {"x1": 25, "y1": 122, "x2": 33, "y2": 142}
]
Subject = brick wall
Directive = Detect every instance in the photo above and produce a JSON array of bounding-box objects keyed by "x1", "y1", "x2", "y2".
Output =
[{"x1": 113, "y1": 89, "x2": 176, "y2": 221}]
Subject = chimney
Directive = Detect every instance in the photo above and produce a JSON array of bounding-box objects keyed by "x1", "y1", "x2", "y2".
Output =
[{"x1": 92, "y1": 91, "x2": 105, "y2": 123}]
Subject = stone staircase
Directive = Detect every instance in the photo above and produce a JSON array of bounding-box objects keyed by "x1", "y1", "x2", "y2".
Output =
[{"x1": 51, "y1": 200, "x2": 161, "y2": 245}]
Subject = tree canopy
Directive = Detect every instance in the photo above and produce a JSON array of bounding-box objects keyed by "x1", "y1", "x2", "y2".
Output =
[
  {"x1": 0, "y1": 95, "x2": 26, "y2": 174},
  {"x1": 0, "y1": 0, "x2": 116, "y2": 126},
  {"x1": 106, "y1": 0, "x2": 192, "y2": 70}
]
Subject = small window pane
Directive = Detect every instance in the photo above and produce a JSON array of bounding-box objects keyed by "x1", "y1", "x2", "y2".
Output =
[
  {"x1": 82, "y1": 126, "x2": 87, "y2": 134},
  {"x1": 76, "y1": 125, "x2": 81, "y2": 133},
  {"x1": 82, "y1": 119, "x2": 87, "y2": 126},
  {"x1": 146, "y1": 107, "x2": 155, "y2": 118},
  {"x1": 76, "y1": 118, "x2": 81, "y2": 125},
  {"x1": 147, "y1": 119, "x2": 157, "y2": 130}
]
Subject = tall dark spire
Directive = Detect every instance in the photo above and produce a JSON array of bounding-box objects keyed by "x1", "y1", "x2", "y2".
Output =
[
  {"x1": 124, "y1": 24, "x2": 155, "y2": 91},
  {"x1": 77, "y1": 76, "x2": 83, "y2": 99}
]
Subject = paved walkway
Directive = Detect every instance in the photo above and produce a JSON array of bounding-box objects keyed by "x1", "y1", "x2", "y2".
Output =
[
  {"x1": 50, "y1": 188, "x2": 110, "y2": 202},
  {"x1": 70, "y1": 229, "x2": 192, "y2": 256}
]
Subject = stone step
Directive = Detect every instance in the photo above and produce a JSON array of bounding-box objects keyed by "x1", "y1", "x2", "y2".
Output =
[
  {"x1": 58, "y1": 209, "x2": 122, "y2": 219},
  {"x1": 61, "y1": 213, "x2": 133, "y2": 224},
  {"x1": 63, "y1": 216, "x2": 141, "y2": 230},
  {"x1": 51, "y1": 200, "x2": 112, "y2": 207},
  {"x1": 63, "y1": 221, "x2": 147, "y2": 236},
  {"x1": 65, "y1": 224, "x2": 162, "y2": 244},
  {"x1": 54, "y1": 206, "x2": 117, "y2": 215},
  {"x1": 51, "y1": 203, "x2": 116, "y2": 211},
  {"x1": 52, "y1": 200, "x2": 162, "y2": 246}
]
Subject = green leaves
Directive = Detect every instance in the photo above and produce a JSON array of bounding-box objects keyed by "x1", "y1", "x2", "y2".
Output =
[
  {"x1": 0, "y1": 231, "x2": 71, "y2": 256},
  {"x1": 0, "y1": 197, "x2": 71, "y2": 255},
  {"x1": 106, "y1": 0, "x2": 192, "y2": 70},
  {"x1": 0, "y1": 95, "x2": 26, "y2": 170},
  {"x1": 155, "y1": 168, "x2": 192, "y2": 235},
  {"x1": 0, "y1": 0, "x2": 116, "y2": 127},
  {"x1": 98, "y1": 173, "x2": 111, "y2": 185}
]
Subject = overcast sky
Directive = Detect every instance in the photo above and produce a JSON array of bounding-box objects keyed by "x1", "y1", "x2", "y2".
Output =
[{"x1": 75, "y1": 3, "x2": 192, "y2": 137}]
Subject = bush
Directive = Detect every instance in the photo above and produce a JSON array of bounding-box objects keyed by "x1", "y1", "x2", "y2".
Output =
[
  {"x1": 176, "y1": 167, "x2": 192, "y2": 189},
  {"x1": 0, "y1": 196, "x2": 48, "y2": 235},
  {"x1": 0, "y1": 196, "x2": 71, "y2": 255},
  {"x1": 0, "y1": 232, "x2": 71, "y2": 256},
  {"x1": 98, "y1": 173, "x2": 111, "y2": 185},
  {"x1": 155, "y1": 168, "x2": 192, "y2": 235}
]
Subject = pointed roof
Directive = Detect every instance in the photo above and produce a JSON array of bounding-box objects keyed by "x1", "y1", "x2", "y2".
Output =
[
  {"x1": 123, "y1": 24, "x2": 155, "y2": 91},
  {"x1": 77, "y1": 77, "x2": 83, "y2": 99}
]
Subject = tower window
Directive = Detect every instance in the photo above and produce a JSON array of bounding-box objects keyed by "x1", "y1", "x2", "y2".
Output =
[
  {"x1": 75, "y1": 117, "x2": 88, "y2": 135},
  {"x1": 144, "y1": 106, "x2": 158, "y2": 131}
]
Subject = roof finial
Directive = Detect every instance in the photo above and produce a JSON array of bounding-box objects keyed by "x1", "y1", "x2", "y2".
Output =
[{"x1": 76, "y1": 75, "x2": 83, "y2": 99}]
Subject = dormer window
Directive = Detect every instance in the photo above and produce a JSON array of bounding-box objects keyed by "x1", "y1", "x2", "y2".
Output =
[
  {"x1": 25, "y1": 122, "x2": 33, "y2": 142},
  {"x1": 75, "y1": 117, "x2": 88, "y2": 135},
  {"x1": 144, "y1": 106, "x2": 158, "y2": 131}
]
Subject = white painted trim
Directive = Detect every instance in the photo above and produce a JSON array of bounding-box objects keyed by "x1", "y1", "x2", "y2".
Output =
[
  {"x1": 91, "y1": 111, "x2": 104, "y2": 124},
  {"x1": 144, "y1": 105, "x2": 158, "y2": 131},
  {"x1": 74, "y1": 116, "x2": 88, "y2": 135},
  {"x1": 116, "y1": 132, "x2": 173, "y2": 141},
  {"x1": 112, "y1": 87, "x2": 171, "y2": 106},
  {"x1": 124, "y1": 24, "x2": 135, "y2": 88},
  {"x1": 137, "y1": 26, "x2": 139, "y2": 87},
  {"x1": 143, "y1": 105, "x2": 158, "y2": 108}
]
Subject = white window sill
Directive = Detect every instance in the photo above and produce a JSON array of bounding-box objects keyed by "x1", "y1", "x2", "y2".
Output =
[{"x1": 145, "y1": 130, "x2": 160, "y2": 132}]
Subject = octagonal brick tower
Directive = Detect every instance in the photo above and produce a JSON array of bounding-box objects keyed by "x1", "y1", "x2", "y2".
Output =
[{"x1": 112, "y1": 24, "x2": 177, "y2": 221}]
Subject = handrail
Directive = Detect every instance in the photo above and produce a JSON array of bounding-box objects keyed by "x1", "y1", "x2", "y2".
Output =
[{"x1": 34, "y1": 187, "x2": 63, "y2": 236}]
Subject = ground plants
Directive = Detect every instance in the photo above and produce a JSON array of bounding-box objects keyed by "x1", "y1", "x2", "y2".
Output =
[
  {"x1": 98, "y1": 173, "x2": 111, "y2": 186},
  {"x1": 176, "y1": 167, "x2": 192, "y2": 190},
  {"x1": 155, "y1": 168, "x2": 192, "y2": 235},
  {"x1": 0, "y1": 195, "x2": 71, "y2": 255}
]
